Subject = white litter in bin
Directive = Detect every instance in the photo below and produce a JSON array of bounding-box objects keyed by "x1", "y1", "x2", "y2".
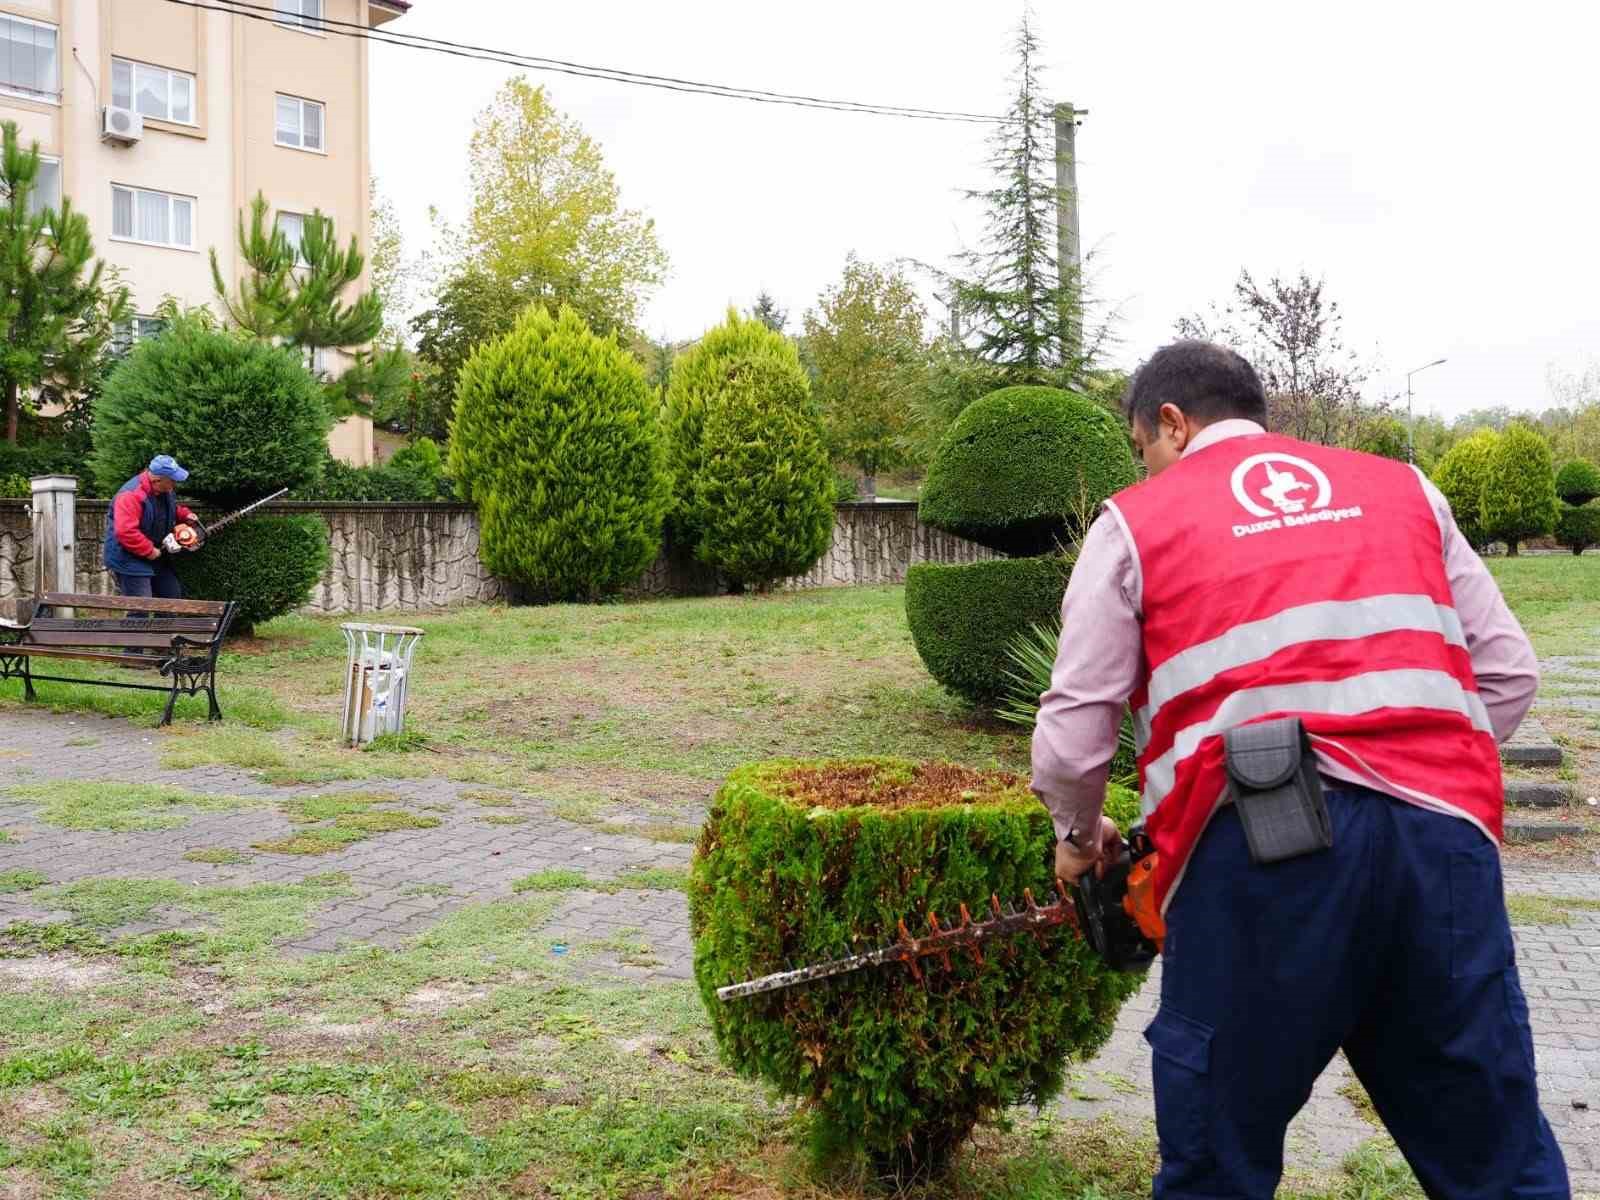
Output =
[{"x1": 340, "y1": 623, "x2": 425, "y2": 747}]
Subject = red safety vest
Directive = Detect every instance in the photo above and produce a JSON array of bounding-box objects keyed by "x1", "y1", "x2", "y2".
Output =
[{"x1": 1105, "y1": 432, "x2": 1503, "y2": 911}]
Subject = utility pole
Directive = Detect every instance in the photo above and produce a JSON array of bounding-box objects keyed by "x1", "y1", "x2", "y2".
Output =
[
  {"x1": 1405, "y1": 358, "x2": 1448, "y2": 464},
  {"x1": 1054, "y1": 102, "x2": 1085, "y2": 359}
]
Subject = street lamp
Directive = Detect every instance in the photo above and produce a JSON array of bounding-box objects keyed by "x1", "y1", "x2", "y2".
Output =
[{"x1": 1406, "y1": 358, "x2": 1448, "y2": 465}]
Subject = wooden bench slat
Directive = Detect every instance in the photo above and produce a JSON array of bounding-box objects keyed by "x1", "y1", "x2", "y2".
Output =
[
  {"x1": 1, "y1": 645, "x2": 162, "y2": 666},
  {"x1": 23, "y1": 630, "x2": 198, "y2": 649},
  {"x1": 30, "y1": 618, "x2": 221, "y2": 636},
  {"x1": 37, "y1": 593, "x2": 229, "y2": 617}
]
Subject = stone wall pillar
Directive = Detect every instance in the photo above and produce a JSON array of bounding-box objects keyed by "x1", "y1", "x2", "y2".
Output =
[{"x1": 30, "y1": 475, "x2": 77, "y2": 597}]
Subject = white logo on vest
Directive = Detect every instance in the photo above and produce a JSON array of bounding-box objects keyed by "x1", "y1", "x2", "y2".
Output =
[{"x1": 1229, "y1": 453, "x2": 1364, "y2": 539}]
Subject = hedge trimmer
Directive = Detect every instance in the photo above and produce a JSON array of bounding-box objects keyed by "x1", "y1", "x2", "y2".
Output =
[
  {"x1": 715, "y1": 834, "x2": 1163, "y2": 1003},
  {"x1": 172, "y1": 488, "x2": 288, "y2": 550}
]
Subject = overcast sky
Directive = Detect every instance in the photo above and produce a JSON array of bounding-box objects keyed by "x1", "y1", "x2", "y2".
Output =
[{"x1": 369, "y1": 1, "x2": 1599, "y2": 421}]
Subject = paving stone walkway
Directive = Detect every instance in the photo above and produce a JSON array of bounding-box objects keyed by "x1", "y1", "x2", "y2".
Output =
[{"x1": 0, "y1": 710, "x2": 1596, "y2": 1189}]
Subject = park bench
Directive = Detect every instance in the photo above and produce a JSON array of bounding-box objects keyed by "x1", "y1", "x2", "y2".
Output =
[{"x1": 0, "y1": 592, "x2": 239, "y2": 726}]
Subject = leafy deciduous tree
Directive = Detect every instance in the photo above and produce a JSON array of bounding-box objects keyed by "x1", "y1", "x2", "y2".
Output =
[{"x1": 1432, "y1": 429, "x2": 1499, "y2": 550}]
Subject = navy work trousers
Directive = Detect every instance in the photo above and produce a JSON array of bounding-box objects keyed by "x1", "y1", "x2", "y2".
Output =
[
  {"x1": 1149, "y1": 785, "x2": 1569, "y2": 1199},
  {"x1": 112, "y1": 564, "x2": 183, "y2": 601}
]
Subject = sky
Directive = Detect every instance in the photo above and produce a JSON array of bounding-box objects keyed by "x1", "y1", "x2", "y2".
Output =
[{"x1": 368, "y1": 1, "x2": 1600, "y2": 422}]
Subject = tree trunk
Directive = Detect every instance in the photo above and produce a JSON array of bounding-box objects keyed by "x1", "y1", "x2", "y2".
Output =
[
  {"x1": 3, "y1": 378, "x2": 17, "y2": 444},
  {"x1": 1506, "y1": 540, "x2": 1519, "y2": 557}
]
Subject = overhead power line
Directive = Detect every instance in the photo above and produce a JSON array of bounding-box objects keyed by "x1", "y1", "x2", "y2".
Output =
[{"x1": 162, "y1": 0, "x2": 1010, "y2": 124}]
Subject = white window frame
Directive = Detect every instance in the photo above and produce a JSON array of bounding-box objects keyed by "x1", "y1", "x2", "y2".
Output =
[
  {"x1": 1, "y1": 154, "x2": 61, "y2": 217},
  {"x1": 112, "y1": 315, "x2": 166, "y2": 354},
  {"x1": 275, "y1": 210, "x2": 308, "y2": 265},
  {"x1": 0, "y1": 13, "x2": 60, "y2": 104},
  {"x1": 273, "y1": 0, "x2": 325, "y2": 34},
  {"x1": 110, "y1": 184, "x2": 197, "y2": 251},
  {"x1": 111, "y1": 57, "x2": 196, "y2": 127},
  {"x1": 274, "y1": 94, "x2": 325, "y2": 153}
]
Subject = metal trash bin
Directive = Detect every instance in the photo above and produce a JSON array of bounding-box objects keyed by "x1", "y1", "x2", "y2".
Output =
[{"x1": 339, "y1": 623, "x2": 424, "y2": 747}]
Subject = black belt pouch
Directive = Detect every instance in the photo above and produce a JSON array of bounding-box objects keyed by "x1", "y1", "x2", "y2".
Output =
[{"x1": 1223, "y1": 717, "x2": 1333, "y2": 865}]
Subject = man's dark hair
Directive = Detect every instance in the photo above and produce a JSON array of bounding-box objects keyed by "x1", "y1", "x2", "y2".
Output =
[{"x1": 1122, "y1": 340, "x2": 1268, "y2": 432}]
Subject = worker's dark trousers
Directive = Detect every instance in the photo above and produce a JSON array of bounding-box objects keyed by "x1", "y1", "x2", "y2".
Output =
[
  {"x1": 112, "y1": 565, "x2": 183, "y2": 601},
  {"x1": 1150, "y1": 785, "x2": 1569, "y2": 1199}
]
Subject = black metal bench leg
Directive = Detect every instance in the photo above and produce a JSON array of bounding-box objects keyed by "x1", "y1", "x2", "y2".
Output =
[
  {"x1": 206, "y1": 675, "x2": 222, "y2": 722},
  {"x1": 160, "y1": 678, "x2": 180, "y2": 727},
  {"x1": 21, "y1": 657, "x2": 35, "y2": 703}
]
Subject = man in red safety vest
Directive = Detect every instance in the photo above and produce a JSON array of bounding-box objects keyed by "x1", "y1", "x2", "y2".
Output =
[{"x1": 1034, "y1": 341, "x2": 1569, "y2": 1198}]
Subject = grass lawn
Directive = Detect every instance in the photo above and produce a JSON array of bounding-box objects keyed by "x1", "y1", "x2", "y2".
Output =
[{"x1": 0, "y1": 563, "x2": 1593, "y2": 1197}]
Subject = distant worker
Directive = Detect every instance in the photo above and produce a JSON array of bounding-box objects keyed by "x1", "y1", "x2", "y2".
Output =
[
  {"x1": 103, "y1": 455, "x2": 206, "y2": 600},
  {"x1": 1033, "y1": 341, "x2": 1568, "y2": 1198}
]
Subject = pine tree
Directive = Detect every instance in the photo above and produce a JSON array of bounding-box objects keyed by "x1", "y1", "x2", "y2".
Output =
[
  {"x1": 750, "y1": 291, "x2": 787, "y2": 333},
  {"x1": 0, "y1": 122, "x2": 127, "y2": 443},
  {"x1": 1480, "y1": 423, "x2": 1558, "y2": 556}
]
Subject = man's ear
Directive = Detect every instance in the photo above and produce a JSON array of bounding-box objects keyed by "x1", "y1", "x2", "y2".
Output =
[{"x1": 1158, "y1": 402, "x2": 1190, "y2": 450}]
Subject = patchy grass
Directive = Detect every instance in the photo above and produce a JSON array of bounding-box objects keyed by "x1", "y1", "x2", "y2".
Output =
[
  {"x1": 182, "y1": 848, "x2": 252, "y2": 865},
  {"x1": 511, "y1": 866, "x2": 688, "y2": 896},
  {"x1": 253, "y1": 791, "x2": 441, "y2": 855},
  {"x1": 512, "y1": 868, "x2": 590, "y2": 893},
  {"x1": 466, "y1": 790, "x2": 520, "y2": 808},
  {"x1": 401, "y1": 883, "x2": 454, "y2": 899},
  {"x1": 0, "y1": 868, "x2": 46, "y2": 893},
  {"x1": 1506, "y1": 893, "x2": 1600, "y2": 926},
  {"x1": 0, "y1": 780, "x2": 255, "y2": 832},
  {"x1": 1338, "y1": 1072, "x2": 1382, "y2": 1127},
  {"x1": 478, "y1": 812, "x2": 530, "y2": 825}
]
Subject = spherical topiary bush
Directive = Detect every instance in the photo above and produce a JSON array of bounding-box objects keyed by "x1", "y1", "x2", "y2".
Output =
[
  {"x1": 448, "y1": 305, "x2": 671, "y2": 601},
  {"x1": 904, "y1": 556, "x2": 1071, "y2": 706},
  {"x1": 1431, "y1": 430, "x2": 1499, "y2": 549},
  {"x1": 91, "y1": 315, "x2": 329, "y2": 506},
  {"x1": 689, "y1": 353, "x2": 835, "y2": 590},
  {"x1": 1480, "y1": 423, "x2": 1558, "y2": 556},
  {"x1": 918, "y1": 387, "x2": 1137, "y2": 556},
  {"x1": 1555, "y1": 502, "x2": 1600, "y2": 556},
  {"x1": 172, "y1": 515, "x2": 329, "y2": 633},
  {"x1": 690, "y1": 759, "x2": 1140, "y2": 1179},
  {"x1": 1556, "y1": 459, "x2": 1600, "y2": 507}
]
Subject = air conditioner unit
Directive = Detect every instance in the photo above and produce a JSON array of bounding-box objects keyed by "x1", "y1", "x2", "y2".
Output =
[{"x1": 101, "y1": 106, "x2": 143, "y2": 146}]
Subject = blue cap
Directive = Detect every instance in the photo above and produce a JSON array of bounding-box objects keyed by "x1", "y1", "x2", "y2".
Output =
[{"x1": 148, "y1": 455, "x2": 189, "y2": 483}]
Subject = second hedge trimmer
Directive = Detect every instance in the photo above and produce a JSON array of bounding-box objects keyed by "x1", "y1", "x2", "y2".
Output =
[
  {"x1": 173, "y1": 488, "x2": 289, "y2": 550},
  {"x1": 716, "y1": 831, "x2": 1163, "y2": 1003}
]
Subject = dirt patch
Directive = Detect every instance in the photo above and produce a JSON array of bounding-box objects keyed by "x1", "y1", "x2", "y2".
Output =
[
  {"x1": 297, "y1": 1013, "x2": 383, "y2": 1041},
  {"x1": 769, "y1": 761, "x2": 1028, "y2": 812},
  {"x1": 401, "y1": 981, "x2": 489, "y2": 1015},
  {"x1": 0, "y1": 955, "x2": 118, "y2": 991}
]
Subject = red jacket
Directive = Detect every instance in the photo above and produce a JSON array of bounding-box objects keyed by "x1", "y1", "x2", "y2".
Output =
[
  {"x1": 111, "y1": 471, "x2": 194, "y2": 562},
  {"x1": 1106, "y1": 433, "x2": 1503, "y2": 911}
]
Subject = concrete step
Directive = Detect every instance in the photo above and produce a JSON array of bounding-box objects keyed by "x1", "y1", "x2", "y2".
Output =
[
  {"x1": 1505, "y1": 819, "x2": 1586, "y2": 844},
  {"x1": 1502, "y1": 718, "x2": 1563, "y2": 768},
  {"x1": 1504, "y1": 779, "x2": 1574, "y2": 808}
]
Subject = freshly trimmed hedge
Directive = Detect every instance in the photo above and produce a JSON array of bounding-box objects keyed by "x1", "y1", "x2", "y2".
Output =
[
  {"x1": 690, "y1": 759, "x2": 1140, "y2": 1178},
  {"x1": 1555, "y1": 502, "x2": 1600, "y2": 556},
  {"x1": 918, "y1": 386, "x2": 1137, "y2": 556},
  {"x1": 1556, "y1": 459, "x2": 1600, "y2": 507},
  {"x1": 1480, "y1": 423, "x2": 1558, "y2": 556},
  {"x1": 1432, "y1": 430, "x2": 1498, "y2": 549},
  {"x1": 172, "y1": 515, "x2": 328, "y2": 632},
  {"x1": 448, "y1": 305, "x2": 670, "y2": 601},
  {"x1": 904, "y1": 556, "x2": 1071, "y2": 705}
]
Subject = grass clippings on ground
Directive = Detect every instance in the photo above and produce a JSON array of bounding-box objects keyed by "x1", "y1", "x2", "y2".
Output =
[
  {"x1": 1, "y1": 780, "x2": 255, "y2": 833},
  {"x1": 1505, "y1": 893, "x2": 1600, "y2": 926},
  {"x1": 0, "y1": 868, "x2": 46, "y2": 893}
]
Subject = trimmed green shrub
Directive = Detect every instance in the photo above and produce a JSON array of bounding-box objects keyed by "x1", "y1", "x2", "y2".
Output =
[
  {"x1": 1431, "y1": 430, "x2": 1498, "y2": 549},
  {"x1": 1555, "y1": 459, "x2": 1600, "y2": 507},
  {"x1": 689, "y1": 353, "x2": 835, "y2": 589},
  {"x1": 1555, "y1": 502, "x2": 1600, "y2": 556},
  {"x1": 663, "y1": 309, "x2": 796, "y2": 547},
  {"x1": 918, "y1": 386, "x2": 1137, "y2": 556},
  {"x1": 904, "y1": 556, "x2": 1071, "y2": 705},
  {"x1": 172, "y1": 515, "x2": 328, "y2": 632},
  {"x1": 1480, "y1": 423, "x2": 1558, "y2": 556},
  {"x1": 0, "y1": 474, "x2": 27, "y2": 498},
  {"x1": 448, "y1": 305, "x2": 670, "y2": 601},
  {"x1": 690, "y1": 759, "x2": 1140, "y2": 1179},
  {"x1": 385, "y1": 437, "x2": 450, "y2": 499},
  {"x1": 90, "y1": 315, "x2": 329, "y2": 506}
]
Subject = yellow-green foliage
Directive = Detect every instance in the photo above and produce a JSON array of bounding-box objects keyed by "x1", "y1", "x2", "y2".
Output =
[
  {"x1": 1431, "y1": 429, "x2": 1498, "y2": 548},
  {"x1": 448, "y1": 305, "x2": 670, "y2": 600},
  {"x1": 690, "y1": 759, "x2": 1140, "y2": 1178},
  {"x1": 1480, "y1": 423, "x2": 1558, "y2": 554},
  {"x1": 690, "y1": 352, "x2": 835, "y2": 588}
]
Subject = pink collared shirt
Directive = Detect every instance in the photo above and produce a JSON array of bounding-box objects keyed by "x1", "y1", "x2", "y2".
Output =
[{"x1": 1030, "y1": 419, "x2": 1539, "y2": 842}]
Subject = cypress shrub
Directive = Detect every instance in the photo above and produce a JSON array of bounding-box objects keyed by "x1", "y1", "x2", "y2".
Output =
[
  {"x1": 690, "y1": 353, "x2": 835, "y2": 589},
  {"x1": 918, "y1": 386, "x2": 1137, "y2": 556},
  {"x1": 663, "y1": 309, "x2": 792, "y2": 547},
  {"x1": 1431, "y1": 430, "x2": 1498, "y2": 549},
  {"x1": 1479, "y1": 423, "x2": 1558, "y2": 556},
  {"x1": 448, "y1": 305, "x2": 670, "y2": 601},
  {"x1": 1555, "y1": 459, "x2": 1600, "y2": 506},
  {"x1": 904, "y1": 556, "x2": 1071, "y2": 705},
  {"x1": 90, "y1": 316, "x2": 329, "y2": 506},
  {"x1": 1555, "y1": 502, "x2": 1600, "y2": 556},
  {"x1": 172, "y1": 515, "x2": 328, "y2": 633},
  {"x1": 690, "y1": 758, "x2": 1141, "y2": 1179}
]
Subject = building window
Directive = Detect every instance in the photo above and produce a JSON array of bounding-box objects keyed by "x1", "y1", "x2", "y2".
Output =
[
  {"x1": 276, "y1": 210, "x2": 308, "y2": 264},
  {"x1": 111, "y1": 58, "x2": 195, "y2": 125},
  {"x1": 275, "y1": 95, "x2": 324, "y2": 152},
  {"x1": 1, "y1": 155, "x2": 61, "y2": 216},
  {"x1": 274, "y1": 0, "x2": 323, "y2": 32},
  {"x1": 0, "y1": 14, "x2": 59, "y2": 102},
  {"x1": 111, "y1": 185, "x2": 195, "y2": 249},
  {"x1": 112, "y1": 315, "x2": 166, "y2": 354}
]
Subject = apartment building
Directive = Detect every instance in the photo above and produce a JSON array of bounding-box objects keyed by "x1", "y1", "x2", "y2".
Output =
[{"x1": 0, "y1": 0, "x2": 411, "y2": 464}]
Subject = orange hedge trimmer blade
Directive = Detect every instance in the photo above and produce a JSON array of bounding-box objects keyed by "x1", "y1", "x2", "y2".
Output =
[{"x1": 715, "y1": 880, "x2": 1082, "y2": 1002}]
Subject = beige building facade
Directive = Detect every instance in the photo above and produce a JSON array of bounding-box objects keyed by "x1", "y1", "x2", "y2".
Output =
[{"x1": 0, "y1": 0, "x2": 411, "y2": 465}]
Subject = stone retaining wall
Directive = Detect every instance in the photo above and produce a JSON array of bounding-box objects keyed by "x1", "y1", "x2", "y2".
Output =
[{"x1": 0, "y1": 497, "x2": 994, "y2": 613}]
